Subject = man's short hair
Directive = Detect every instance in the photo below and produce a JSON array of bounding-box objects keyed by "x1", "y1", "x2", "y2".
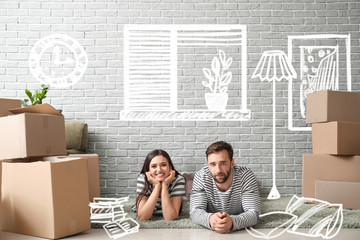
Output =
[{"x1": 206, "y1": 141, "x2": 233, "y2": 161}]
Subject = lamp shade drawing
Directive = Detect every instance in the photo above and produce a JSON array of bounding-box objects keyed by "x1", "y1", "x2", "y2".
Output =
[{"x1": 252, "y1": 50, "x2": 297, "y2": 199}]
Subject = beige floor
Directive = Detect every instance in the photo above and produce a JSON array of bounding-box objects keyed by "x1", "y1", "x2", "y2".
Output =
[{"x1": 1, "y1": 228, "x2": 360, "y2": 240}]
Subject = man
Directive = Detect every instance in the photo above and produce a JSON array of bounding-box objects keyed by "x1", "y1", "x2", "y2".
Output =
[{"x1": 190, "y1": 141, "x2": 261, "y2": 233}]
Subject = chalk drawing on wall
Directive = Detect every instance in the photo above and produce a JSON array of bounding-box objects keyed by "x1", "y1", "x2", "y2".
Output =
[
  {"x1": 287, "y1": 34, "x2": 351, "y2": 131},
  {"x1": 246, "y1": 195, "x2": 343, "y2": 239},
  {"x1": 121, "y1": 24, "x2": 250, "y2": 121},
  {"x1": 299, "y1": 45, "x2": 339, "y2": 118},
  {"x1": 252, "y1": 50, "x2": 297, "y2": 200},
  {"x1": 28, "y1": 34, "x2": 88, "y2": 88},
  {"x1": 202, "y1": 49, "x2": 233, "y2": 111}
]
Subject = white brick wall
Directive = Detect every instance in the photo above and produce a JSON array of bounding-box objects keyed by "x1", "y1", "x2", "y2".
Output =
[{"x1": 1, "y1": 0, "x2": 360, "y2": 197}]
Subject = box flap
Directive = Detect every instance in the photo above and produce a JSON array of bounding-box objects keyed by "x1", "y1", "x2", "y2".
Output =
[
  {"x1": 0, "y1": 98, "x2": 21, "y2": 117},
  {"x1": 9, "y1": 104, "x2": 63, "y2": 116}
]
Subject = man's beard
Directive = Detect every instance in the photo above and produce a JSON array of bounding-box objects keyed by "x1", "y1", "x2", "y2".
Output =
[{"x1": 212, "y1": 169, "x2": 231, "y2": 184}]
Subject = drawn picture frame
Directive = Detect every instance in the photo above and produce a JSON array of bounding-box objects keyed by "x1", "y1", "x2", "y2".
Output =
[{"x1": 287, "y1": 34, "x2": 351, "y2": 131}]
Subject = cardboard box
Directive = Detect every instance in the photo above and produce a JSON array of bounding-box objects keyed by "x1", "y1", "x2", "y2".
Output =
[
  {"x1": 315, "y1": 180, "x2": 360, "y2": 209},
  {"x1": 312, "y1": 121, "x2": 360, "y2": 155},
  {"x1": 69, "y1": 154, "x2": 100, "y2": 202},
  {"x1": 0, "y1": 104, "x2": 66, "y2": 160},
  {"x1": 0, "y1": 98, "x2": 21, "y2": 117},
  {"x1": 302, "y1": 154, "x2": 360, "y2": 198},
  {"x1": 0, "y1": 156, "x2": 90, "y2": 239},
  {"x1": 0, "y1": 161, "x2": 2, "y2": 228},
  {"x1": 306, "y1": 90, "x2": 360, "y2": 124}
]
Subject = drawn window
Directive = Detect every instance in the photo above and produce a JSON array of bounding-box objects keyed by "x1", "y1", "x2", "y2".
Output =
[{"x1": 122, "y1": 25, "x2": 250, "y2": 121}]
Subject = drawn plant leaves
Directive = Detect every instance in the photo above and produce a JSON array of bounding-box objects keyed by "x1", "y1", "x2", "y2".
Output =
[
  {"x1": 202, "y1": 81, "x2": 210, "y2": 88},
  {"x1": 220, "y1": 72, "x2": 232, "y2": 86},
  {"x1": 219, "y1": 49, "x2": 226, "y2": 65},
  {"x1": 219, "y1": 86, "x2": 227, "y2": 93},
  {"x1": 211, "y1": 57, "x2": 221, "y2": 76},
  {"x1": 224, "y1": 57, "x2": 233, "y2": 70},
  {"x1": 203, "y1": 68, "x2": 213, "y2": 81}
]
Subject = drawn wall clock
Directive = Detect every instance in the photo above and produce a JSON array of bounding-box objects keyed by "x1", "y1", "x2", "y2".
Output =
[{"x1": 29, "y1": 34, "x2": 88, "y2": 88}]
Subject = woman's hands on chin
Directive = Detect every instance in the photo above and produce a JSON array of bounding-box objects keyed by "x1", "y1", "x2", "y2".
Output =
[
  {"x1": 163, "y1": 170, "x2": 175, "y2": 185},
  {"x1": 146, "y1": 171, "x2": 161, "y2": 186}
]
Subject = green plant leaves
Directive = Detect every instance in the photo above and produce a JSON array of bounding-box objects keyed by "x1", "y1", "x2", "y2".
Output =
[
  {"x1": 21, "y1": 85, "x2": 49, "y2": 107},
  {"x1": 25, "y1": 89, "x2": 34, "y2": 103}
]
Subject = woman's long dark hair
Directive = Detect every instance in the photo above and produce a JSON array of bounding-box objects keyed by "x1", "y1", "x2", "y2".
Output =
[{"x1": 136, "y1": 149, "x2": 180, "y2": 213}]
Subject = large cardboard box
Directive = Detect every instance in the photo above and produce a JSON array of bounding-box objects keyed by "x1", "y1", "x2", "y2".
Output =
[
  {"x1": 0, "y1": 156, "x2": 90, "y2": 239},
  {"x1": 306, "y1": 90, "x2": 360, "y2": 124},
  {"x1": 69, "y1": 154, "x2": 100, "y2": 202},
  {"x1": 0, "y1": 104, "x2": 66, "y2": 160},
  {"x1": 315, "y1": 180, "x2": 360, "y2": 209},
  {"x1": 312, "y1": 121, "x2": 360, "y2": 155},
  {"x1": 302, "y1": 154, "x2": 360, "y2": 198},
  {"x1": 0, "y1": 98, "x2": 21, "y2": 117}
]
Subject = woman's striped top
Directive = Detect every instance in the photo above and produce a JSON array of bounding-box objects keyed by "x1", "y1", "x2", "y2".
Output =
[
  {"x1": 190, "y1": 165, "x2": 261, "y2": 231},
  {"x1": 133, "y1": 173, "x2": 186, "y2": 215}
]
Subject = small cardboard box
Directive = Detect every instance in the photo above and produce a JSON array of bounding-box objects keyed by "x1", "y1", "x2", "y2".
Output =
[
  {"x1": 0, "y1": 156, "x2": 90, "y2": 239},
  {"x1": 312, "y1": 121, "x2": 360, "y2": 155},
  {"x1": 315, "y1": 180, "x2": 360, "y2": 209},
  {"x1": 306, "y1": 90, "x2": 360, "y2": 124},
  {"x1": 0, "y1": 98, "x2": 21, "y2": 117},
  {"x1": 302, "y1": 154, "x2": 360, "y2": 198},
  {"x1": 0, "y1": 104, "x2": 66, "y2": 160},
  {"x1": 69, "y1": 154, "x2": 100, "y2": 202}
]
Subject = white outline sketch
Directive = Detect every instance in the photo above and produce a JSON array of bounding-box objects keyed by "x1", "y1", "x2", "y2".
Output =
[
  {"x1": 299, "y1": 46, "x2": 339, "y2": 118},
  {"x1": 287, "y1": 34, "x2": 351, "y2": 131},
  {"x1": 121, "y1": 24, "x2": 250, "y2": 121},
  {"x1": 89, "y1": 197, "x2": 140, "y2": 239},
  {"x1": 29, "y1": 34, "x2": 88, "y2": 88},
  {"x1": 202, "y1": 49, "x2": 233, "y2": 111},
  {"x1": 252, "y1": 50, "x2": 297, "y2": 200},
  {"x1": 285, "y1": 196, "x2": 343, "y2": 239},
  {"x1": 89, "y1": 197, "x2": 129, "y2": 224},
  {"x1": 246, "y1": 195, "x2": 343, "y2": 239},
  {"x1": 103, "y1": 218, "x2": 139, "y2": 240},
  {"x1": 246, "y1": 211, "x2": 298, "y2": 239}
]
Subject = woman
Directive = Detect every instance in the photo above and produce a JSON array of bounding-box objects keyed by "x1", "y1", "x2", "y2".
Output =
[{"x1": 134, "y1": 149, "x2": 186, "y2": 221}]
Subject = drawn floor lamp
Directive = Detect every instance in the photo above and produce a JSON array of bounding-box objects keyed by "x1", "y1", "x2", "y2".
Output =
[{"x1": 252, "y1": 50, "x2": 297, "y2": 199}]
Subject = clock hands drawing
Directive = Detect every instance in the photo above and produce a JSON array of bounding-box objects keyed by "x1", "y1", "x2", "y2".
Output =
[{"x1": 52, "y1": 46, "x2": 75, "y2": 65}]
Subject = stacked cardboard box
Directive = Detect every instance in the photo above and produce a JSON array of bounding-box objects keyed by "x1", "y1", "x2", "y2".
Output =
[
  {"x1": 0, "y1": 100, "x2": 100, "y2": 239},
  {"x1": 303, "y1": 90, "x2": 360, "y2": 209},
  {"x1": 1, "y1": 156, "x2": 90, "y2": 239},
  {"x1": 69, "y1": 154, "x2": 101, "y2": 202}
]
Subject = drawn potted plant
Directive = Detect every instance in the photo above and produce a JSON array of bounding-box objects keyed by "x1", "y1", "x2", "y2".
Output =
[{"x1": 202, "y1": 49, "x2": 233, "y2": 111}]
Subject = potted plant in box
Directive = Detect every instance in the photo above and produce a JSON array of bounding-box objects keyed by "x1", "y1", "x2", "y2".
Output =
[
  {"x1": 202, "y1": 49, "x2": 233, "y2": 111},
  {"x1": 21, "y1": 84, "x2": 49, "y2": 107}
]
